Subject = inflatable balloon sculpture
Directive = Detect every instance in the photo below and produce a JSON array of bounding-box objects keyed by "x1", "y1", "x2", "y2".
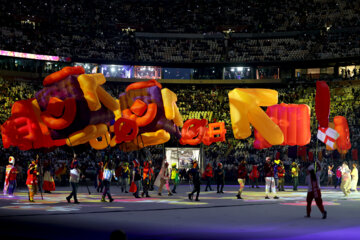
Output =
[
  {"x1": 315, "y1": 80, "x2": 338, "y2": 148},
  {"x1": 114, "y1": 80, "x2": 183, "y2": 151},
  {"x1": 228, "y1": 88, "x2": 312, "y2": 149},
  {"x1": 179, "y1": 119, "x2": 226, "y2": 146},
  {"x1": 253, "y1": 103, "x2": 311, "y2": 149},
  {"x1": 325, "y1": 117, "x2": 351, "y2": 154},
  {"x1": 229, "y1": 88, "x2": 284, "y2": 146},
  {"x1": 315, "y1": 81, "x2": 330, "y2": 129},
  {"x1": 1, "y1": 66, "x2": 119, "y2": 150},
  {"x1": 1, "y1": 67, "x2": 183, "y2": 152},
  {"x1": 1, "y1": 98, "x2": 66, "y2": 150},
  {"x1": 315, "y1": 81, "x2": 351, "y2": 154}
]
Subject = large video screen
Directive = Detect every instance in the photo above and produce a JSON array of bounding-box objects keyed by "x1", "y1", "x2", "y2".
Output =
[
  {"x1": 134, "y1": 66, "x2": 161, "y2": 79},
  {"x1": 165, "y1": 147, "x2": 200, "y2": 169},
  {"x1": 100, "y1": 65, "x2": 133, "y2": 78}
]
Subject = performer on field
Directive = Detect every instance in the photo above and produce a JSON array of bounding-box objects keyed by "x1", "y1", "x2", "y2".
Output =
[
  {"x1": 277, "y1": 162, "x2": 285, "y2": 191},
  {"x1": 142, "y1": 160, "x2": 153, "y2": 198},
  {"x1": 43, "y1": 159, "x2": 55, "y2": 193},
  {"x1": 264, "y1": 157, "x2": 279, "y2": 199},
  {"x1": 156, "y1": 160, "x2": 173, "y2": 196},
  {"x1": 340, "y1": 161, "x2": 351, "y2": 197},
  {"x1": 215, "y1": 163, "x2": 225, "y2": 193},
  {"x1": 96, "y1": 161, "x2": 104, "y2": 193},
  {"x1": 26, "y1": 159, "x2": 39, "y2": 202},
  {"x1": 101, "y1": 161, "x2": 117, "y2": 202},
  {"x1": 291, "y1": 162, "x2": 300, "y2": 191},
  {"x1": 66, "y1": 158, "x2": 82, "y2": 204},
  {"x1": 120, "y1": 162, "x2": 130, "y2": 193},
  {"x1": 3, "y1": 156, "x2": 19, "y2": 197},
  {"x1": 249, "y1": 164, "x2": 259, "y2": 188},
  {"x1": 204, "y1": 163, "x2": 213, "y2": 191},
  {"x1": 132, "y1": 159, "x2": 142, "y2": 198},
  {"x1": 305, "y1": 162, "x2": 327, "y2": 219},
  {"x1": 170, "y1": 163, "x2": 179, "y2": 194},
  {"x1": 236, "y1": 160, "x2": 247, "y2": 199},
  {"x1": 188, "y1": 160, "x2": 201, "y2": 201},
  {"x1": 327, "y1": 165, "x2": 334, "y2": 186},
  {"x1": 350, "y1": 163, "x2": 358, "y2": 192}
]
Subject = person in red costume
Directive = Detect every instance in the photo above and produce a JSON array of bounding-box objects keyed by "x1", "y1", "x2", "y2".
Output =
[
  {"x1": 249, "y1": 164, "x2": 260, "y2": 188},
  {"x1": 26, "y1": 159, "x2": 39, "y2": 202},
  {"x1": 142, "y1": 160, "x2": 153, "y2": 198},
  {"x1": 236, "y1": 160, "x2": 247, "y2": 199},
  {"x1": 43, "y1": 159, "x2": 55, "y2": 193},
  {"x1": 204, "y1": 163, "x2": 213, "y2": 191},
  {"x1": 97, "y1": 161, "x2": 104, "y2": 193},
  {"x1": 305, "y1": 162, "x2": 327, "y2": 219},
  {"x1": 3, "y1": 156, "x2": 19, "y2": 197}
]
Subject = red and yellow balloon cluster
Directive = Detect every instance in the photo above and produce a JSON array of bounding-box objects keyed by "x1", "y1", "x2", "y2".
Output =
[
  {"x1": 1, "y1": 67, "x2": 183, "y2": 151},
  {"x1": 254, "y1": 103, "x2": 311, "y2": 149},
  {"x1": 113, "y1": 80, "x2": 183, "y2": 151},
  {"x1": 228, "y1": 88, "x2": 311, "y2": 149},
  {"x1": 179, "y1": 119, "x2": 226, "y2": 145},
  {"x1": 315, "y1": 81, "x2": 351, "y2": 153}
]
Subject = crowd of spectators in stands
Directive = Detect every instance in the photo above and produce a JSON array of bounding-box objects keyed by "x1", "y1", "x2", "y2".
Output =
[
  {"x1": 2, "y1": 0, "x2": 360, "y2": 34},
  {"x1": 0, "y1": 0, "x2": 360, "y2": 63}
]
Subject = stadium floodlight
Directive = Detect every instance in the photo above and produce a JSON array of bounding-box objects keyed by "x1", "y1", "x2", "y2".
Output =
[
  {"x1": 111, "y1": 67, "x2": 115, "y2": 73},
  {"x1": 237, "y1": 67, "x2": 243, "y2": 71}
]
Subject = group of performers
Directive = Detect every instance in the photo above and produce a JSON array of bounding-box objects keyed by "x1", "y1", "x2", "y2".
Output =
[
  {"x1": 328, "y1": 162, "x2": 359, "y2": 194},
  {"x1": 3, "y1": 155, "x2": 56, "y2": 202},
  {"x1": 2, "y1": 154, "x2": 358, "y2": 219},
  {"x1": 330, "y1": 161, "x2": 359, "y2": 197}
]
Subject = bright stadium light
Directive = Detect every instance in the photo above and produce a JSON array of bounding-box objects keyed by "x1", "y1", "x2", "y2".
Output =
[
  {"x1": 237, "y1": 67, "x2": 243, "y2": 71},
  {"x1": 111, "y1": 67, "x2": 115, "y2": 72},
  {"x1": 230, "y1": 68, "x2": 235, "y2": 72}
]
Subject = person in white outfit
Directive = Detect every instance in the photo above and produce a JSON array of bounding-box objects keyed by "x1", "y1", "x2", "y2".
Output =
[
  {"x1": 340, "y1": 161, "x2": 351, "y2": 197},
  {"x1": 155, "y1": 159, "x2": 173, "y2": 196},
  {"x1": 350, "y1": 163, "x2": 358, "y2": 192}
]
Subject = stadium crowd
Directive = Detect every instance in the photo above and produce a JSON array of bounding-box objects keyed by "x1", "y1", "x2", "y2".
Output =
[{"x1": 0, "y1": 0, "x2": 360, "y2": 63}]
